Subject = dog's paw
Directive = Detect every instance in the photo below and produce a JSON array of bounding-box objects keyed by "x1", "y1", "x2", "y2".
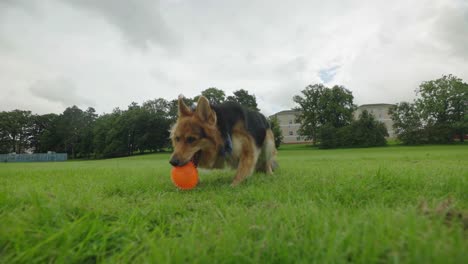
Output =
[{"x1": 230, "y1": 180, "x2": 241, "y2": 187}]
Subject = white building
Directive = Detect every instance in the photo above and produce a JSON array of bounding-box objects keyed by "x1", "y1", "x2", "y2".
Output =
[
  {"x1": 271, "y1": 110, "x2": 311, "y2": 144},
  {"x1": 272, "y1": 103, "x2": 396, "y2": 144}
]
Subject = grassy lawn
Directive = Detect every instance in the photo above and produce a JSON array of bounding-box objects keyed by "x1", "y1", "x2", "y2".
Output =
[{"x1": 1, "y1": 145, "x2": 467, "y2": 263}]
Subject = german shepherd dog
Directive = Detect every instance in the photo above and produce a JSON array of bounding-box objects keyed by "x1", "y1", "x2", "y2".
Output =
[{"x1": 169, "y1": 96, "x2": 277, "y2": 186}]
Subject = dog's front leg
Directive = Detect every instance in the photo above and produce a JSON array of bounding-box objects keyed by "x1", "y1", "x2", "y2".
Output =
[{"x1": 231, "y1": 133, "x2": 257, "y2": 187}]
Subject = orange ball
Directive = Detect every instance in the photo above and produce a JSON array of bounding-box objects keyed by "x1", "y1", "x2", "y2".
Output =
[{"x1": 171, "y1": 162, "x2": 199, "y2": 190}]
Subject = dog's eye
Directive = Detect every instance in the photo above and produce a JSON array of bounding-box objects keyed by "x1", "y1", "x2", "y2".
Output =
[
  {"x1": 186, "y1": 136, "x2": 196, "y2": 144},
  {"x1": 175, "y1": 136, "x2": 180, "y2": 142}
]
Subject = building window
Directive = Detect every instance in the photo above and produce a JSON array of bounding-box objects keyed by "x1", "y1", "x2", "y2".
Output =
[
  {"x1": 289, "y1": 131, "x2": 293, "y2": 136},
  {"x1": 289, "y1": 120, "x2": 293, "y2": 124}
]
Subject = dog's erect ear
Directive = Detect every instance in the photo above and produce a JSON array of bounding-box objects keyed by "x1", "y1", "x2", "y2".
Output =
[
  {"x1": 178, "y1": 96, "x2": 192, "y2": 117},
  {"x1": 195, "y1": 96, "x2": 216, "y2": 124}
]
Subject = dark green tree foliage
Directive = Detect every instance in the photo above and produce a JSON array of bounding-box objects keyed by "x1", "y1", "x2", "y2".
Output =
[
  {"x1": 317, "y1": 123, "x2": 339, "y2": 149},
  {"x1": 29, "y1": 113, "x2": 58, "y2": 153},
  {"x1": 55, "y1": 106, "x2": 79, "y2": 156},
  {"x1": 125, "y1": 102, "x2": 169, "y2": 155},
  {"x1": 0, "y1": 114, "x2": 10, "y2": 153},
  {"x1": 0, "y1": 90, "x2": 261, "y2": 157},
  {"x1": 125, "y1": 102, "x2": 143, "y2": 155},
  {"x1": 294, "y1": 84, "x2": 355, "y2": 144},
  {"x1": 0, "y1": 112, "x2": 12, "y2": 153},
  {"x1": 346, "y1": 110, "x2": 388, "y2": 147},
  {"x1": 142, "y1": 98, "x2": 170, "y2": 116},
  {"x1": 93, "y1": 111, "x2": 125, "y2": 158},
  {"x1": 318, "y1": 111, "x2": 388, "y2": 149},
  {"x1": 93, "y1": 100, "x2": 171, "y2": 158},
  {"x1": 268, "y1": 116, "x2": 283, "y2": 148},
  {"x1": 416, "y1": 74, "x2": 468, "y2": 143},
  {"x1": 293, "y1": 84, "x2": 326, "y2": 143},
  {"x1": 389, "y1": 102, "x2": 425, "y2": 144},
  {"x1": 0, "y1": 110, "x2": 32, "y2": 153},
  {"x1": 36, "y1": 117, "x2": 61, "y2": 153},
  {"x1": 54, "y1": 106, "x2": 96, "y2": 158},
  {"x1": 141, "y1": 114, "x2": 171, "y2": 152},
  {"x1": 294, "y1": 84, "x2": 389, "y2": 148},
  {"x1": 0, "y1": 112, "x2": 13, "y2": 153},
  {"x1": 227, "y1": 89, "x2": 260, "y2": 111},
  {"x1": 194, "y1": 88, "x2": 226, "y2": 105},
  {"x1": 321, "y1": 86, "x2": 356, "y2": 128},
  {"x1": 78, "y1": 108, "x2": 98, "y2": 158},
  {"x1": 141, "y1": 98, "x2": 172, "y2": 151},
  {"x1": 390, "y1": 75, "x2": 468, "y2": 144},
  {"x1": 0, "y1": 103, "x2": 171, "y2": 158}
]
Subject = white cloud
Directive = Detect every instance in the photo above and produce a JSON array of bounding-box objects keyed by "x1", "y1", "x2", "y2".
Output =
[
  {"x1": 0, "y1": 0, "x2": 467, "y2": 116},
  {"x1": 29, "y1": 77, "x2": 94, "y2": 107},
  {"x1": 64, "y1": 0, "x2": 178, "y2": 51}
]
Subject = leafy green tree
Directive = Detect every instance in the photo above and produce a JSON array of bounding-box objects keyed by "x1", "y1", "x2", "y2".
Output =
[
  {"x1": 0, "y1": 112, "x2": 13, "y2": 153},
  {"x1": 76, "y1": 107, "x2": 97, "y2": 158},
  {"x1": 454, "y1": 112, "x2": 468, "y2": 142},
  {"x1": 389, "y1": 75, "x2": 468, "y2": 144},
  {"x1": 141, "y1": 98, "x2": 172, "y2": 151},
  {"x1": 318, "y1": 110, "x2": 388, "y2": 149},
  {"x1": 347, "y1": 110, "x2": 388, "y2": 147},
  {"x1": 48, "y1": 106, "x2": 97, "y2": 158},
  {"x1": 56, "y1": 106, "x2": 85, "y2": 158},
  {"x1": 293, "y1": 84, "x2": 326, "y2": 144},
  {"x1": 93, "y1": 102, "x2": 171, "y2": 158},
  {"x1": 194, "y1": 88, "x2": 226, "y2": 105},
  {"x1": 317, "y1": 124, "x2": 340, "y2": 149},
  {"x1": 0, "y1": 110, "x2": 33, "y2": 153},
  {"x1": 93, "y1": 111, "x2": 121, "y2": 158},
  {"x1": 294, "y1": 84, "x2": 355, "y2": 144},
  {"x1": 321, "y1": 85, "x2": 356, "y2": 128},
  {"x1": 37, "y1": 118, "x2": 62, "y2": 153},
  {"x1": 227, "y1": 89, "x2": 260, "y2": 111},
  {"x1": 416, "y1": 74, "x2": 468, "y2": 143},
  {"x1": 29, "y1": 113, "x2": 58, "y2": 153},
  {"x1": 140, "y1": 114, "x2": 171, "y2": 152},
  {"x1": 117, "y1": 102, "x2": 161, "y2": 155},
  {"x1": 125, "y1": 102, "x2": 142, "y2": 155},
  {"x1": 142, "y1": 98, "x2": 170, "y2": 116},
  {"x1": 93, "y1": 108, "x2": 128, "y2": 158},
  {"x1": 268, "y1": 116, "x2": 283, "y2": 148},
  {"x1": 389, "y1": 102, "x2": 425, "y2": 144},
  {"x1": 0, "y1": 131, "x2": 9, "y2": 153}
]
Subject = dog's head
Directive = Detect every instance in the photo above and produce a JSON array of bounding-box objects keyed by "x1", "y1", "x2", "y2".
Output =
[{"x1": 169, "y1": 96, "x2": 220, "y2": 167}]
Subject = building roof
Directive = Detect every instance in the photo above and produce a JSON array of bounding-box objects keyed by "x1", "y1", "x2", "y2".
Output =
[
  {"x1": 273, "y1": 109, "x2": 300, "y2": 116},
  {"x1": 273, "y1": 104, "x2": 395, "y2": 116},
  {"x1": 357, "y1": 103, "x2": 395, "y2": 108}
]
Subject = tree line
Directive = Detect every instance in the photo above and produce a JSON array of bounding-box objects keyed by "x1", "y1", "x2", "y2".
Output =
[
  {"x1": 293, "y1": 74, "x2": 467, "y2": 148},
  {"x1": 2, "y1": 75, "x2": 464, "y2": 156},
  {"x1": 389, "y1": 74, "x2": 467, "y2": 144},
  {"x1": 293, "y1": 84, "x2": 388, "y2": 148},
  {"x1": 0, "y1": 88, "x2": 280, "y2": 158}
]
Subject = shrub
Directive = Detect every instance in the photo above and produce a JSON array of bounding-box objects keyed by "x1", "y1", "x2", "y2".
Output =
[{"x1": 317, "y1": 110, "x2": 388, "y2": 148}]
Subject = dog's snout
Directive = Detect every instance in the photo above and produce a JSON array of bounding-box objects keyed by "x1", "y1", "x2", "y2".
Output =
[{"x1": 169, "y1": 157, "x2": 180, "y2": 166}]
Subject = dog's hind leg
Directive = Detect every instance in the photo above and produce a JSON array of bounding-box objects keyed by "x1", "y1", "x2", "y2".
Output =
[
  {"x1": 231, "y1": 129, "x2": 259, "y2": 186},
  {"x1": 263, "y1": 129, "x2": 277, "y2": 175}
]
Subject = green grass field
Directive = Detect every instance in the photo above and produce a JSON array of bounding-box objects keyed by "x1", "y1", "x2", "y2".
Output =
[{"x1": 1, "y1": 145, "x2": 467, "y2": 263}]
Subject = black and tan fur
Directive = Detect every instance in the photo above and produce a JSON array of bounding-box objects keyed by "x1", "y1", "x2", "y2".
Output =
[{"x1": 169, "y1": 96, "x2": 277, "y2": 186}]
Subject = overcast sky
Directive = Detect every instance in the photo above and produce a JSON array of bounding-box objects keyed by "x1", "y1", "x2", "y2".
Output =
[{"x1": 1, "y1": 0, "x2": 467, "y2": 116}]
